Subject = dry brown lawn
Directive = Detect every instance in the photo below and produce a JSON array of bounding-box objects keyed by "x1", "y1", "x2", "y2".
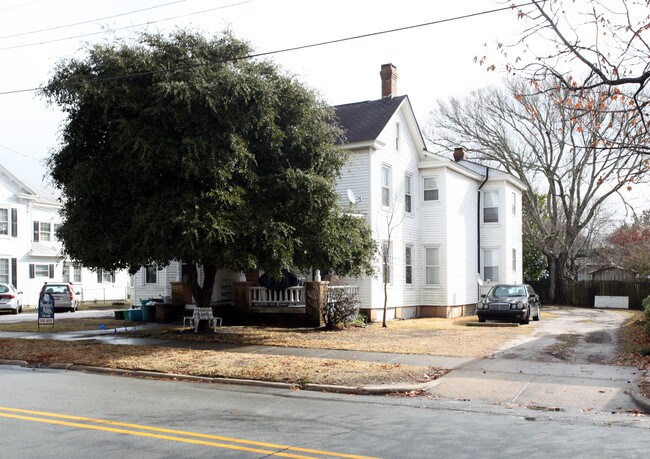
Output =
[
  {"x1": 135, "y1": 315, "x2": 534, "y2": 358},
  {"x1": 0, "y1": 338, "x2": 446, "y2": 387}
]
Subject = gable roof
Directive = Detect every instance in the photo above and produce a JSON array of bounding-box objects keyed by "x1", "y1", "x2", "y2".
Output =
[{"x1": 334, "y1": 95, "x2": 408, "y2": 144}]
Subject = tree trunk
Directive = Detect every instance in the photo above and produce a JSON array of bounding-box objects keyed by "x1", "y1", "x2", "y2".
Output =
[
  {"x1": 547, "y1": 254, "x2": 568, "y2": 305},
  {"x1": 186, "y1": 262, "x2": 219, "y2": 331}
]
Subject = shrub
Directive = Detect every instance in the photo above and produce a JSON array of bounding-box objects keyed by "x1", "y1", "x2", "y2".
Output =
[{"x1": 321, "y1": 286, "x2": 360, "y2": 330}]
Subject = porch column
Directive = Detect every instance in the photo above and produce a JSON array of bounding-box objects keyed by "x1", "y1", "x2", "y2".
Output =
[{"x1": 305, "y1": 281, "x2": 328, "y2": 327}]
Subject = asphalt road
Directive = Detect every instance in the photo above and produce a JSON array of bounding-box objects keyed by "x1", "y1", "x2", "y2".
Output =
[{"x1": 0, "y1": 365, "x2": 648, "y2": 458}]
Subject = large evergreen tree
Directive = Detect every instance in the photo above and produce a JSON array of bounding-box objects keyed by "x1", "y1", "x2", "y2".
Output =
[{"x1": 42, "y1": 31, "x2": 375, "y2": 307}]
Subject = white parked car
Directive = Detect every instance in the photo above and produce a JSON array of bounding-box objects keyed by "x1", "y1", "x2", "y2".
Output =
[{"x1": 0, "y1": 283, "x2": 23, "y2": 314}]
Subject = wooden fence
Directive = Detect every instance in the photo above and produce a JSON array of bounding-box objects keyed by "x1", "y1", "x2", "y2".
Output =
[{"x1": 527, "y1": 279, "x2": 650, "y2": 309}]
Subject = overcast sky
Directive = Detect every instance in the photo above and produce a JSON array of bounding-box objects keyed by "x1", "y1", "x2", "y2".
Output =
[
  {"x1": 0, "y1": 0, "x2": 646, "y2": 218},
  {"x1": 0, "y1": 0, "x2": 522, "y2": 182}
]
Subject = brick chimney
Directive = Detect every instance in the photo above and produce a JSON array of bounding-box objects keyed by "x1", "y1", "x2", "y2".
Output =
[
  {"x1": 380, "y1": 63, "x2": 398, "y2": 98},
  {"x1": 453, "y1": 147, "x2": 465, "y2": 162}
]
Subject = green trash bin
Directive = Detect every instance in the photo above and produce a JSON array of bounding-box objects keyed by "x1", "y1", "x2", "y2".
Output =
[{"x1": 123, "y1": 309, "x2": 131, "y2": 321}]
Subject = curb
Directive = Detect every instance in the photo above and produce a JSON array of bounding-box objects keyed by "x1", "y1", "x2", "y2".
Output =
[{"x1": 0, "y1": 360, "x2": 430, "y2": 396}]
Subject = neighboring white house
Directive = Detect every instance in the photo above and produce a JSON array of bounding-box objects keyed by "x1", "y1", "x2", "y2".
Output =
[
  {"x1": 334, "y1": 64, "x2": 526, "y2": 320},
  {"x1": 131, "y1": 63, "x2": 525, "y2": 321},
  {"x1": 0, "y1": 164, "x2": 130, "y2": 307}
]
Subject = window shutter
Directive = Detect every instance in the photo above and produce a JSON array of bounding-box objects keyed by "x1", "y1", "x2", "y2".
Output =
[
  {"x1": 48, "y1": 264, "x2": 55, "y2": 278},
  {"x1": 33, "y1": 221, "x2": 39, "y2": 242},
  {"x1": 29, "y1": 264, "x2": 35, "y2": 279},
  {"x1": 11, "y1": 258, "x2": 17, "y2": 288},
  {"x1": 11, "y1": 209, "x2": 17, "y2": 237}
]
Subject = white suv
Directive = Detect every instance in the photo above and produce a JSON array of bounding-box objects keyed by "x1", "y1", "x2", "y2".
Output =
[{"x1": 40, "y1": 283, "x2": 80, "y2": 312}]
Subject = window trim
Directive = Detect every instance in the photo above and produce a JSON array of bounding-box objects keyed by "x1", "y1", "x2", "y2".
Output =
[
  {"x1": 405, "y1": 245, "x2": 413, "y2": 285},
  {"x1": 381, "y1": 164, "x2": 392, "y2": 208},
  {"x1": 422, "y1": 176, "x2": 440, "y2": 202},
  {"x1": 395, "y1": 121, "x2": 401, "y2": 151},
  {"x1": 424, "y1": 245, "x2": 441, "y2": 286},
  {"x1": 511, "y1": 191, "x2": 516, "y2": 216},
  {"x1": 404, "y1": 174, "x2": 412, "y2": 214},
  {"x1": 0, "y1": 208, "x2": 8, "y2": 237},
  {"x1": 482, "y1": 248, "x2": 500, "y2": 283},
  {"x1": 483, "y1": 190, "x2": 499, "y2": 224}
]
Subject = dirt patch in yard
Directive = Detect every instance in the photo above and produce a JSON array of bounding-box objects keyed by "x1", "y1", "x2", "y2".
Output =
[
  {"x1": 0, "y1": 338, "x2": 447, "y2": 387},
  {"x1": 134, "y1": 316, "x2": 533, "y2": 358}
]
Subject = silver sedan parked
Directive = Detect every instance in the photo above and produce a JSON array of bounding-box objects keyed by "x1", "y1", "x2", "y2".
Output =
[{"x1": 0, "y1": 283, "x2": 23, "y2": 314}]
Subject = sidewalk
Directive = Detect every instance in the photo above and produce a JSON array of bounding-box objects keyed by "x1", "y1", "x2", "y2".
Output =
[{"x1": 1, "y1": 324, "x2": 648, "y2": 414}]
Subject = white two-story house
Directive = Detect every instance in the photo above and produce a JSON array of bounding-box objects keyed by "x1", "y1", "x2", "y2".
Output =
[
  {"x1": 0, "y1": 163, "x2": 130, "y2": 307},
  {"x1": 130, "y1": 64, "x2": 525, "y2": 322},
  {"x1": 334, "y1": 64, "x2": 525, "y2": 320}
]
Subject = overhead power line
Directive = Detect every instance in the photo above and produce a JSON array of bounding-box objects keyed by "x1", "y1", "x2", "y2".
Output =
[
  {"x1": 0, "y1": 0, "x2": 189, "y2": 40},
  {"x1": 0, "y1": 1, "x2": 537, "y2": 97},
  {"x1": 0, "y1": 0, "x2": 254, "y2": 52},
  {"x1": 0, "y1": 0, "x2": 43, "y2": 13}
]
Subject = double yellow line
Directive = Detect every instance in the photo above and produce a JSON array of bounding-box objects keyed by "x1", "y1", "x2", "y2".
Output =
[{"x1": 0, "y1": 406, "x2": 380, "y2": 459}]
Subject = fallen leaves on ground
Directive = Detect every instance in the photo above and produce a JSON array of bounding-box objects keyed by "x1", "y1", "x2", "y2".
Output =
[
  {"x1": 133, "y1": 316, "x2": 532, "y2": 358},
  {"x1": 0, "y1": 338, "x2": 448, "y2": 387}
]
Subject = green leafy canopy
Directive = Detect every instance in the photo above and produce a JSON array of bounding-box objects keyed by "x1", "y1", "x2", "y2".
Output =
[{"x1": 42, "y1": 30, "x2": 375, "y2": 283}]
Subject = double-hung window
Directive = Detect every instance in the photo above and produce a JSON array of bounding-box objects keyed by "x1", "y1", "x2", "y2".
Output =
[
  {"x1": 33, "y1": 221, "x2": 52, "y2": 242},
  {"x1": 423, "y1": 177, "x2": 439, "y2": 202},
  {"x1": 404, "y1": 175, "x2": 412, "y2": 213},
  {"x1": 381, "y1": 165, "x2": 391, "y2": 207},
  {"x1": 145, "y1": 265, "x2": 157, "y2": 284},
  {"x1": 395, "y1": 122, "x2": 401, "y2": 151},
  {"x1": 0, "y1": 209, "x2": 8, "y2": 236},
  {"x1": 483, "y1": 190, "x2": 499, "y2": 223},
  {"x1": 511, "y1": 192, "x2": 516, "y2": 216},
  {"x1": 424, "y1": 247, "x2": 440, "y2": 285},
  {"x1": 0, "y1": 258, "x2": 8, "y2": 284},
  {"x1": 512, "y1": 248, "x2": 517, "y2": 272},
  {"x1": 405, "y1": 246, "x2": 412, "y2": 284},
  {"x1": 483, "y1": 249, "x2": 499, "y2": 283}
]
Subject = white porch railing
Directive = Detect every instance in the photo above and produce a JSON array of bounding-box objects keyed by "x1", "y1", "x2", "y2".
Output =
[{"x1": 249, "y1": 286, "x2": 305, "y2": 307}]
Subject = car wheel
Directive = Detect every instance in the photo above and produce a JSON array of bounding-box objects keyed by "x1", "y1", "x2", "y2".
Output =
[
  {"x1": 70, "y1": 303, "x2": 76, "y2": 313},
  {"x1": 533, "y1": 305, "x2": 540, "y2": 321},
  {"x1": 478, "y1": 317, "x2": 486, "y2": 323},
  {"x1": 18, "y1": 304, "x2": 22, "y2": 313},
  {"x1": 11, "y1": 308, "x2": 18, "y2": 315},
  {"x1": 521, "y1": 307, "x2": 530, "y2": 325}
]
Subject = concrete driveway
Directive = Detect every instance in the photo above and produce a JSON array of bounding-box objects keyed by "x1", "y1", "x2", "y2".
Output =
[{"x1": 429, "y1": 307, "x2": 645, "y2": 413}]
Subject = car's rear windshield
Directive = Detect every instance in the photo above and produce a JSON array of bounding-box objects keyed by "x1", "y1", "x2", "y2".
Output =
[
  {"x1": 43, "y1": 285, "x2": 69, "y2": 294},
  {"x1": 0, "y1": 285, "x2": 8, "y2": 294},
  {"x1": 491, "y1": 285, "x2": 526, "y2": 298}
]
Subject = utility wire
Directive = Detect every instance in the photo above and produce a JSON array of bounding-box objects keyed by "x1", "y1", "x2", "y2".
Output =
[
  {"x1": 0, "y1": 0, "x2": 189, "y2": 40},
  {"x1": 0, "y1": 143, "x2": 42, "y2": 162},
  {"x1": 0, "y1": 0, "x2": 254, "y2": 51},
  {"x1": 0, "y1": 2, "x2": 537, "y2": 97},
  {"x1": 0, "y1": 0, "x2": 43, "y2": 13}
]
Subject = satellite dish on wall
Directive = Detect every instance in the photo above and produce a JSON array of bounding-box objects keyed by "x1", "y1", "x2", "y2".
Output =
[
  {"x1": 347, "y1": 189, "x2": 361, "y2": 204},
  {"x1": 476, "y1": 273, "x2": 484, "y2": 286}
]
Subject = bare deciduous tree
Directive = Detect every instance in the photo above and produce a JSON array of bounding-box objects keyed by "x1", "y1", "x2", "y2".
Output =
[
  {"x1": 484, "y1": 0, "x2": 650, "y2": 148},
  {"x1": 427, "y1": 78, "x2": 647, "y2": 303}
]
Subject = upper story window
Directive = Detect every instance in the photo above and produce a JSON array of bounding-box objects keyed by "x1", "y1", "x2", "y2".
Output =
[
  {"x1": 483, "y1": 190, "x2": 499, "y2": 223},
  {"x1": 512, "y1": 248, "x2": 517, "y2": 271},
  {"x1": 0, "y1": 209, "x2": 7, "y2": 236},
  {"x1": 423, "y1": 177, "x2": 439, "y2": 202},
  {"x1": 381, "y1": 165, "x2": 391, "y2": 207},
  {"x1": 511, "y1": 192, "x2": 516, "y2": 215},
  {"x1": 1, "y1": 208, "x2": 18, "y2": 237},
  {"x1": 404, "y1": 175, "x2": 412, "y2": 213},
  {"x1": 405, "y1": 246, "x2": 412, "y2": 284},
  {"x1": 33, "y1": 221, "x2": 52, "y2": 242},
  {"x1": 483, "y1": 249, "x2": 499, "y2": 283},
  {"x1": 395, "y1": 122, "x2": 401, "y2": 151},
  {"x1": 73, "y1": 263, "x2": 82, "y2": 283},
  {"x1": 425, "y1": 247, "x2": 440, "y2": 285}
]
